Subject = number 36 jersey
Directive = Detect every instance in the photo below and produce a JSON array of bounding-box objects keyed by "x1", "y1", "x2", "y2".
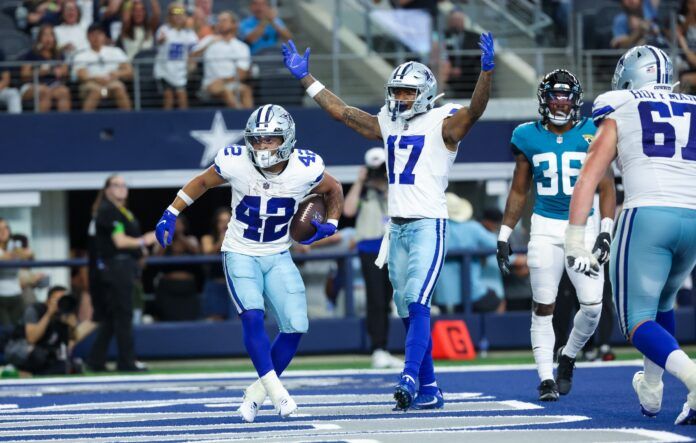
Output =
[
  {"x1": 593, "y1": 89, "x2": 696, "y2": 210},
  {"x1": 377, "y1": 104, "x2": 461, "y2": 219},
  {"x1": 214, "y1": 145, "x2": 325, "y2": 256}
]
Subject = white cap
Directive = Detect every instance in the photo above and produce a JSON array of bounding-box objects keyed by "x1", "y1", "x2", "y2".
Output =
[
  {"x1": 364, "y1": 147, "x2": 386, "y2": 168},
  {"x1": 446, "y1": 192, "x2": 473, "y2": 223}
]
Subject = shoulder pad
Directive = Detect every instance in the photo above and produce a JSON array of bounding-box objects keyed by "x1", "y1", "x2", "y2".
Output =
[
  {"x1": 592, "y1": 90, "x2": 633, "y2": 124},
  {"x1": 441, "y1": 103, "x2": 463, "y2": 118}
]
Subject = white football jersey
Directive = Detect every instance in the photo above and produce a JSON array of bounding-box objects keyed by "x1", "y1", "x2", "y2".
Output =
[
  {"x1": 593, "y1": 89, "x2": 696, "y2": 210},
  {"x1": 214, "y1": 145, "x2": 325, "y2": 256},
  {"x1": 154, "y1": 25, "x2": 198, "y2": 87},
  {"x1": 377, "y1": 104, "x2": 460, "y2": 218}
]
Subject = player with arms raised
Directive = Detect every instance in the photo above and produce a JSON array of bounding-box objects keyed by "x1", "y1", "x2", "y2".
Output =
[
  {"x1": 565, "y1": 46, "x2": 696, "y2": 425},
  {"x1": 154, "y1": 104, "x2": 343, "y2": 422},
  {"x1": 496, "y1": 69, "x2": 616, "y2": 401},
  {"x1": 282, "y1": 34, "x2": 494, "y2": 410}
]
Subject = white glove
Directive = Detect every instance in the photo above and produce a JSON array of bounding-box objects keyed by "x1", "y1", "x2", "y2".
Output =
[{"x1": 565, "y1": 224, "x2": 600, "y2": 278}]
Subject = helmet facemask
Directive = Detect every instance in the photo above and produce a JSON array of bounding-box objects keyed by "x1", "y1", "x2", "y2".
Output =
[
  {"x1": 385, "y1": 61, "x2": 439, "y2": 122},
  {"x1": 246, "y1": 135, "x2": 287, "y2": 169},
  {"x1": 244, "y1": 104, "x2": 296, "y2": 170},
  {"x1": 386, "y1": 86, "x2": 420, "y2": 121},
  {"x1": 544, "y1": 90, "x2": 575, "y2": 126},
  {"x1": 537, "y1": 69, "x2": 583, "y2": 127}
]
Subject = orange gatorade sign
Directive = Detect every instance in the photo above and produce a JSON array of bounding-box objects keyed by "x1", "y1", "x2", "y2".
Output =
[{"x1": 431, "y1": 320, "x2": 476, "y2": 360}]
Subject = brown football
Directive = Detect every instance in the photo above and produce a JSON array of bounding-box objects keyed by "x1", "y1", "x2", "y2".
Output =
[{"x1": 290, "y1": 194, "x2": 327, "y2": 243}]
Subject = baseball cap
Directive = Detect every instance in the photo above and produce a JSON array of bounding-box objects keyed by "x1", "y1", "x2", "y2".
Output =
[{"x1": 364, "y1": 147, "x2": 385, "y2": 168}]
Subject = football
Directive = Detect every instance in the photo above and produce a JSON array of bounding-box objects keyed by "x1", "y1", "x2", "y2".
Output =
[{"x1": 290, "y1": 194, "x2": 326, "y2": 243}]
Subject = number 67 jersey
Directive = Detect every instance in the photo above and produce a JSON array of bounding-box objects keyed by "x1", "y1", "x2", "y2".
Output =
[
  {"x1": 593, "y1": 89, "x2": 696, "y2": 210},
  {"x1": 214, "y1": 145, "x2": 325, "y2": 256}
]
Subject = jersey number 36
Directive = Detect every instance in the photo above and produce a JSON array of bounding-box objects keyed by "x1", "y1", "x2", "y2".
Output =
[{"x1": 532, "y1": 151, "x2": 585, "y2": 196}]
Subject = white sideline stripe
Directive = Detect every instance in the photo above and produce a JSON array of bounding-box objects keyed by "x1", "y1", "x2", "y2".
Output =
[
  {"x1": 0, "y1": 404, "x2": 18, "y2": 409},
  {"x1": 498, "y1": 400, "x2": 544, "y2": 410},
  {"x1": 0, "y1": 360, "x2": 645, "y2": 386}
]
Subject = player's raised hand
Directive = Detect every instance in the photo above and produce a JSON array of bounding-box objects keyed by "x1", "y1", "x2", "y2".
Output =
[
  {"x1": 496, "y1": 240, "x2": 512, "y2": 275},
  {"x1": 282, "y1": 40, "x2": 310, "y2": 80},
  {"x1": 155, "y1": 209, "x2": 177, "y2": 248},
  {"x1": 565, "y1": 224, "x2": 600, "y2": 278},
  {"x1": 478, "y1": 32, "x2": 495, "y2": 72},
  {"x1": 591, "y1": 232, "x2": 611, "y2": 265},
  {"x1": 300, "y1": 220, "x2": 337, "y2": 245}
]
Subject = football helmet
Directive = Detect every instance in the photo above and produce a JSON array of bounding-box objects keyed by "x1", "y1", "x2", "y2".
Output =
[
  {"x1": 244, "y1": 104, "x2": 296, "y2": 168},
  {"x1": 612, "y1": 45, "x2": 673, "y2": 91},
  {"x1": 385, "y1": 61, "x2": 439, "y2": 121},
  {"x1": 537, "y1": 69, "x2": 583, "y2": 126}
]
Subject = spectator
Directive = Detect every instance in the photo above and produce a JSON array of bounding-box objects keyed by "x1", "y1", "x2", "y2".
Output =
[
  {"x1": 152, "y1": 215, "x2": 201, "y2": 321},
  {"x1": 3, "y1": 286, "x2": 86, "y2": 375},
  {"x1": 201, "y1": 208, "x2": 232, "y2": 321},
  {"x1": 97, "y1": 0, "x2": 126, "y2": 41},
  {"x1": 188, "y1": 0, "x2": 214, "y2": 39},
  {"x1": 433, "y1": 196, "x2": 506, "y2": 314},
  {"x1": 118, "y1": 0, "x2": 161, "y2": 60},
  {"x1": 192, "y1": 11, "x2": 253, "y2": 109},
  {"x1": 73, "y1": 23, "x2": 133, "y2": 111},
  {"x1": 677, "y1": 0, "x2": 696, "y2": 93},
  {"x1": 611, "y1": 0, "x2": 666, "y2": 49},
  {"x1": 87, "y1": 174, "x2": 155, "y2": 372},
  {"x1": 154, "y1": 2, "x2": 198, "y2": 109},
  {"x1": 440, "y1": 9, "x2": 480, "y2": 98},
  {"x1": 239, "y1": 0, "x2": 292, "y2": 55},
  {"x1": 0, "y1": 219, "x2": 33, "y2": 328},
  {"x1": 0, "y1": 50, "x2": 22, "y2": 115},
  {"x1": 11, "y1": 234, "x2": 49, "y2": 307},
  {"x1": 54, "y1": 0, "x2": 89, "y2": 58},
  {"x1": 20, "y1": 24, "x2": 72, "y2": 112},
  {"x1": 21, "y1": 0, "x2": 62, "y2": 35},
  {"x1": 343, "y1": 148, "x2": 400, "y2": 369}
]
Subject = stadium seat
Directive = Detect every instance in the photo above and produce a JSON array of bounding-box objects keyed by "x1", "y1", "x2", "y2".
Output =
[
  {"x1": 133, "y1": 48, "x2": 161, "y2": 109},
  {"x1": 0, "y1": 30, "x2": 31, "y2": 59}
]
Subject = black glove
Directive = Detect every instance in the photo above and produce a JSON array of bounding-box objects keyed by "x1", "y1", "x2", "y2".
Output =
[
  {"x1": 496, "y1": 240, "x2": 512, "y2": 275},
  {"x1": 591, "y1": 232, "x2": 611, "y2": 265}
]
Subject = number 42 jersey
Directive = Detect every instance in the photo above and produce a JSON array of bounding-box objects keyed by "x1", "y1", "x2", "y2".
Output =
[
  {"x1": 214, "y1": 145, "x2": 325, "y2": 256},
  {"x1": 592, "y1": 89, "x2": 696, "y2": 210}
]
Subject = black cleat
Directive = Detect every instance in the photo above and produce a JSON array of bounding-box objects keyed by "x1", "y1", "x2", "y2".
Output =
[
  {"x1": 538, "y1": 379, "x2": 559, "y2": 401},
  {"x1": 555, "y1": 346, "x2": 576, "y2": 395}
]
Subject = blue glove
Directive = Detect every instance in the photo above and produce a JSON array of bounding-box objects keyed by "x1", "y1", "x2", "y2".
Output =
[
  {"x1": 155, "y1": 209, "x2": 177, "y2": 248},
  {"x1": 479, "y1": 32, "x2": 495, "y2": 72},
  {"x1": 282, "y1": 40, "x2": 310, "y2": 80},
  {"x1": 300, "y1": 220, "x2": 337, "y2": 245}
]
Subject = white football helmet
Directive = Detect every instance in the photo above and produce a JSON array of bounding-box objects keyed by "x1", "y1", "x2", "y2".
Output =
[
  {"x1": 612, "y1": 45, "x2": 673, "y2": 91},
  {"x1": 244, "y1": 104, "x2": 296, "y2": 168},
  {"x1": 385, "y1": 61, "x2": 439, "y2": 121}
]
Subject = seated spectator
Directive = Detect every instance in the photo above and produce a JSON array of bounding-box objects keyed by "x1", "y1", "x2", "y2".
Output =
[
  {"x1": 0, "y1": 218, "x2": 33, "y2": 327},
  {"x1": 54, "y1": 0, "x2": 89, "y2": 58},
  {"x1": 239, "y1": 0, "x2": 292, "y2": 55},
  {"x1": 433, "y1": 195, "x2": 505, "y2": 314},
  {"x1": 152, "y1": 215, "x2": 201, "y2": 321},
  {"x1": 96, "y1": 0, "x2": 125, "y2": 41},
  {"x1": 677, "y1": 0, "x2": 696, "y2": 93},
  {"x1": 21, "y1": 0, "x2": 62, "y2": 35},
  {"x1": 118, "y1": 0, "x2": 161, "y2": 60},
  {"x1": 440, "y1": 9, "x2": 480, "y2": 98},
  {"x1": 611, "y1": 0, "x2": 666, "y2": 49},
  {"x1": 0, "y1": 50, "x2": 22, "y2": 114},
  {"x1": 73, "y1": 24, "x2": 133, "y2": 111},
  {"x1": 192, "y1": 11, "x2": 253, "y2": 109},
  {"x1": 20, "y1": 24, "x2": 71, "y2": 112},
  {"x1": 11, "y1": 234, "x2": 48, "y2": 307},
  {"x1": 154, "y1": 2, "x2": 198, "y2": 109},
  {"x1": 201, "y1": 208, "x2": 232, "y2": 321},
  {"x1": 3, "y1": 286, "x2": 86, "y2": 375},
  {"x1": 188, "y1": 0, "x2": 214, "y2": 39}
]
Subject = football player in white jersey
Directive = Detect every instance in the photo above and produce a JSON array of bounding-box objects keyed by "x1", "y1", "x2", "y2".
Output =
[
  {"x1": 155, "y1": 104, "x2": 344, "y2": 422},
  {"x1": 565, "y1": 46, "x2": 696, "y2": 425},
  {"x1": 282, "y1": 34, "x2": 494, "y2": 410}
]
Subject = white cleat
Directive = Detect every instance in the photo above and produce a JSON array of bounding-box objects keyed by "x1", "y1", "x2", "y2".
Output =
[
  {"x1": 632, "y1": 371, "x2": 663, "y2": 417},
  {"x1": 237, "y1": 379, "x2": 268, "y2": 423},
  {"x1": 238, "y1": 399, "x2": 260, "y2": 423},
  {"x1": 275, "y1": 394, "x2": 298, "y2": 418},
  {"x1": 372, "y1": 349, "x2": 403, "y2": 369}
]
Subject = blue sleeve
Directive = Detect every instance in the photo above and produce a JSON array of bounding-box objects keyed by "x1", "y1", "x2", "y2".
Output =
[
  {"x1": 239, "y1": 18, "x2": 255, "y2": 39},
  {"x1": 612, "y1": 14, "x2": 628, "y2": 39},
  {"x1": 510, "y1": 126, "x2": 528, "y2": 158}
]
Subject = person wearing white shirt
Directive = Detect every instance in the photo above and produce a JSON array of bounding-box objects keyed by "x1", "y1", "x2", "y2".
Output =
[
  {"x1": 191, "y1": 11, "x2": 253, "y2": 109},
  {"x1": 154, "y1": 3, "x2": 198, "y2": 109},
  {"x1": 73, "y1": 24, "x2": 133, "y2": 111},
  {"x1": 54, "y1": 1, "x2": 89, "y2": 58}
]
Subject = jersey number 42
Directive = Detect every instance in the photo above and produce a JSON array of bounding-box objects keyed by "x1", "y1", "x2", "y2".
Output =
[{"x1": 236, "y1": 196, "x2": 295, "y2": 242}]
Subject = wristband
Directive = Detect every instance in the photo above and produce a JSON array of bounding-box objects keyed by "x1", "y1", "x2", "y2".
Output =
[
  {"x1": 498, "y1": 225, "x2": 513, "y2": 242},
  {"x1": 167, "y1": 205, "x2": 180, "y2": 216},
  {"x1": 306, "y1": 81, "x2": 325, "y2": 99},
  {"x1": 177, "y1": 189, "x2": 194, "y2": 206},
  {"x1": 600, "y1": 217, "x2": 614, "y2": 235},
  {"x1": 327, "y1": 218, "x2": 339, "y2": 228}
]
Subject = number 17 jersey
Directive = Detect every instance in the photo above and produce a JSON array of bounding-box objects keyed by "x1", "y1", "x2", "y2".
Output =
[{"x1": 377, "y1": 104, "x2": 461, "y2": 219}]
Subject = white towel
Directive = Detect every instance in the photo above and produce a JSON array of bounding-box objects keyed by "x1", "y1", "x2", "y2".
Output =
[{"x1": 374, "y1": 228, "x2": 391, "y2": 269}]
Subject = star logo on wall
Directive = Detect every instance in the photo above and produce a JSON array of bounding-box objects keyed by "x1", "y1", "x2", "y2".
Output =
[{"x1": 190, "y1": 111, "x2": 245, "y2": 167}]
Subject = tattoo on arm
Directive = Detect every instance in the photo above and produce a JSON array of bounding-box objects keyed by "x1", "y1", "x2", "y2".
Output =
[{"x1": 442, "y1": 70, "x2": 492, "y2": 146}]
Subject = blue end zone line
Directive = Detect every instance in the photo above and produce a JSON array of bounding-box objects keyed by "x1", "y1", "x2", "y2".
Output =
[{"x1": 0, "y1": 360, "x2": 646, "y2": 386}]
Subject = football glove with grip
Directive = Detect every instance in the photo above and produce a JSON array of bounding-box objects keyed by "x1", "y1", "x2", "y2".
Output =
[
  {"x1": 282, "y1": 40, "x2": 310, "y2": 80},
  {"x1": 300, "y1": 220, "x2": 337, "y2": 245},
  {"x1": 565, "y1": 224, "x2": 600, "y2": 278},
  {"x1": 496, "y1": 240, "x2": 512, "y2": 275},
  {"x1": 155, "y1": 209, "x2": 177, "y2": 248},
  {"x1": 479, "y1": 32, "x2": 495, "y2": 72},
  {"x1": 592, "y1": 231, "x2": 611, "y2": 265}
]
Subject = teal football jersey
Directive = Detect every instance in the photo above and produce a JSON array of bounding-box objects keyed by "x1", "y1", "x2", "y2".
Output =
[{"x1": 511, "y1": 117, "x2": 597, "y2": 220}]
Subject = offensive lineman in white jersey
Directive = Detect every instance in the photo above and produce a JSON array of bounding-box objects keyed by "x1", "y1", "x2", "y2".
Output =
[
  {"x1": 155, "y1": 104, "x2": 344, "y2": 422},
  {"x1": 282, "y1": 34, "x2": 494, "y2": 410},
  {"x1": 565, "y1": 45, "x2": 696, "y2": 425}
]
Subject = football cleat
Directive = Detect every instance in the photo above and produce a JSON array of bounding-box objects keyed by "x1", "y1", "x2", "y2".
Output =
[
  {"x1": 238, "y1": 399, "x2": 260, "y2": 423},
  {"x1": 632, "y1": 371, "x2": 663, "y2": 417},
  {"x1": 238, "y1": 380, "x2": 268, "y2": 423},
  {"x1": 275, "y1": 395, "x2": 298, "y2": 418},
  {"x1": 538, "y1": 379, "x2": 559, "y2": 402},
  {"x1": 371, "y1": 349, "x2": 402, "y2": 369},
  {"x1": 555, "y1": 347, "x2": 576, "y2": 395},
  {"x1": 412, "y1": 386, "x2": 444, "y2": 410},
  {"x1": 393, "y1": 373, "x2": 417, "y2": 410},
  {"x1": 675, "y1": 402, "x2": 696, "y2": 425}
]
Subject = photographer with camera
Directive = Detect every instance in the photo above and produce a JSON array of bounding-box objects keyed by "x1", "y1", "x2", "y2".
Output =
[
  {"x1": 343, "y1": 148, "x2": 400, "y2": 369},
  {"x1": 3, "y1": 286, "x2": 84, "y2": 375}
]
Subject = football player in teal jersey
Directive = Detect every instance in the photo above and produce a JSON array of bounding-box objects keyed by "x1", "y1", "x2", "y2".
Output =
[{"x1": 496, "y1": 69, "x2": 616, "y2": 401}]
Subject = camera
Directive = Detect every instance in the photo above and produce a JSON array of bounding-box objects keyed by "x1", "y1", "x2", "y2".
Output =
[
  {"x1": 366, "y1": 163, "x2": 387, "y2": 181},
  {"x1": 57, "y1": 294, "x2": 78, "y2": 315}
]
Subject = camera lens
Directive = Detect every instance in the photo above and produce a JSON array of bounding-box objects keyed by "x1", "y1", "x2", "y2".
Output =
[{"x1": 57, "y1": 295, "x2": 78, "y2": 315}]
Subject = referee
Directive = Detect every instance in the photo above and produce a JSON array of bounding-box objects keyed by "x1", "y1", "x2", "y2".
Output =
[{"x1": 87, "y1": 175, "x2": 155, "y2": 372}]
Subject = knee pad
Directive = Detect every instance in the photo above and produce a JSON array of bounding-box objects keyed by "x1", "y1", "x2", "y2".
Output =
[
  {"x1": 281, "y1": 314, "x2": 308, "y2": 334},
  {"x1": 580, "y1": 302, "x2": 602, "y2": 320}
]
